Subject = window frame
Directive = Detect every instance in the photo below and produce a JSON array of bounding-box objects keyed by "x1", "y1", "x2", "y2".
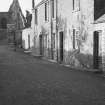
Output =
[
  {"x1": 35, "y1": 9, "x2": 38, "y2": 25},
  {"x1": 72, "y1": 0, "x2": 80, "y2": 11}
]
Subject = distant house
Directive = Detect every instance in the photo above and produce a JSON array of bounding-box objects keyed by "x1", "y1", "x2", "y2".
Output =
[
  {"x1": 8, "y1": 0, "x2": 25, "y2": 46},
  {"x1": 22, "y1": 9, "x2": 34, "y2": 50},
  {"x1": 30, "y1": 0, "x2": 105, "y2": 72}
]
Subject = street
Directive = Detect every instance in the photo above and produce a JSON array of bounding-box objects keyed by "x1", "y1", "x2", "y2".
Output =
[{"x1": 0, "y1": 42, "x2": 105, "y2": 105}]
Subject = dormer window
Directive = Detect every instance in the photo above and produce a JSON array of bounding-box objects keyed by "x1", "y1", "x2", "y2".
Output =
[
  {"x1": 51, "y1": 0, "x2": 54, "y2": 18},
  {"x1": 73, "y1": 0, "x2": 80, "y2": 11}
]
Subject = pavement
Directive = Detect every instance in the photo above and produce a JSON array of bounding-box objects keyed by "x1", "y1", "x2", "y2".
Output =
[{"x1": 0, "y1": 41, "x2": 105, "y2": 105}]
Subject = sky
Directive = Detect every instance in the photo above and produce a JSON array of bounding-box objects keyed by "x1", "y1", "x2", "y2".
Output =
[{"x1": 0, "y1": 0, "x2": 41, "y2": 16}]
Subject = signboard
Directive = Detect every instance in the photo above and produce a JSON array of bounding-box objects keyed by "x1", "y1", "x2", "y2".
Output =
[{"x1": 7, "y1": 24, "x2": 16, "y2": 32}]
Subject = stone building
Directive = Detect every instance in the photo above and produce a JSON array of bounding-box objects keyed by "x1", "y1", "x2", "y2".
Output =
[
  {"x1": 8, "y1": 0, "x2": 25, "y2": 46},
  {"x1": 0, "y1": 12, "x2": 11, "y2": 40},
  {"x1": 0, "y1": 0, "x2": 25, "y2": 46},
  {"x1": 31, "y1": 0, "x2": 105, "y2": 72}
]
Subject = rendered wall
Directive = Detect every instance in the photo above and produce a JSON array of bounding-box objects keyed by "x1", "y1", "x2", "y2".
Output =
[{"x1": 57, "y1": 0, "x2": 94, "y2": 68}]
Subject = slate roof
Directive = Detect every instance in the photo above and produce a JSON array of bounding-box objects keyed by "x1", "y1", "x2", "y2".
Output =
[{"x1": 94, "y1": 13, "x2": 105, "y2": 24}]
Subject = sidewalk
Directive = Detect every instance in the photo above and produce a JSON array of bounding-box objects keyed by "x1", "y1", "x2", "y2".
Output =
[{"x1": 18, "y1": 48, "x2": 105, "y2": 78}]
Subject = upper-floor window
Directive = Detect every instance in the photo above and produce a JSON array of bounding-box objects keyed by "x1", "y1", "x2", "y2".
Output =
[
  {"x1": 35, "y1": 9, "x2": 38, "y2": 24},
  {"x1": 73, "y1": 0, "x2": 80, "y2": 11},
  {"x1": 72, "y1": 29, "x2": 80, "y2": 49},
  {"x1": 73, "y1": 29, "x2": 76, "y2": 49},
  {"x1": 45, "y1": 3, "x2": 47, "y2": 21},
  {"x1": 51, "y1": 0, "x2": 54, "y2": 18},
  {"x1": 45, "y1": 2, "x2": 49, "y2": 21}
]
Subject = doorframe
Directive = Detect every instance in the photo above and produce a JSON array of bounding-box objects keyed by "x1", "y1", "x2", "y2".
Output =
[{"x1": 93, "y1": 31, "x2": 99, "y2": 69}]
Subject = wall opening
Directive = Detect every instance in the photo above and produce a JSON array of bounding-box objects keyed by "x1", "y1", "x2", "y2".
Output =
[
  {"x1": 1, "y1": 18, "x2": 7, "y2": 29},
  {"x1": 59, "y1": 31, "x2": 64, "y2": 62},
  {"x1": 93, "y1": 31, "x2": 102, "y2": 70}
]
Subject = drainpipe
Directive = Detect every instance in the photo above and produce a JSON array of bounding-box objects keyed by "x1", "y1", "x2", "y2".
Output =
[
  {"x1": 50, "y1": 0, "x2": 53, "y2": 59},
  {"x1": 56, "y1": 0, "x2": 58, "y2": 61}
]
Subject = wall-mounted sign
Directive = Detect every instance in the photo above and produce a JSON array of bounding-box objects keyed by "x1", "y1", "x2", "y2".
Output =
[{"x1": 7, "y1": 24, "x2": 16, "y2": 32}]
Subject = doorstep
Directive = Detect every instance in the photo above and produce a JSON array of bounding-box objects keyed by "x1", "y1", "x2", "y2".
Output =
[
  {"x1": 30, "y1": 53, "x2": 42, "y2": 58},
  {"x1": 24, "y1": 50, "x2": 32, "y2": 53}
]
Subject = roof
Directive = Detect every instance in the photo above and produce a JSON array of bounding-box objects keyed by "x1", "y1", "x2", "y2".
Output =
[
  {"x1": 94, "y1": 13, "x2": 105, "y2": 24},
  {"x1": 35, "y1": 0, "x2": 48, "y2": 8}
]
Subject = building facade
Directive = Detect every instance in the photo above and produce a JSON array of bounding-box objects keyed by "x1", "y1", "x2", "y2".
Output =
[
  {"x1": 0, "y1": 0, "x2": 25, "y2": 47},
  {"x1": 31, "y1": 0, "x2": 105, "y2": 72}
]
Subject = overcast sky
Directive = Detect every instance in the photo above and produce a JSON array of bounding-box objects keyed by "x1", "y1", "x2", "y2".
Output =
[{"x1": 0, "y1": 0, "x2": 41, "y2": 16}]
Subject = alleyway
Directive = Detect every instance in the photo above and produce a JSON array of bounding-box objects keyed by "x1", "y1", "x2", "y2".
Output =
[{"x1": 0, "y1": 41, "x2": 105, "y2": 105}]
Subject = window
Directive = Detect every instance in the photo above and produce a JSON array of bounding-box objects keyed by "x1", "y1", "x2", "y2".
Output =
[
  {"x1": 73, "y1": 29, "x2": 76, "y2": 49},
  {"x1": 35, "y1": 9, "x2": 38, "y2": 24},
  {"x1": 52, "y1": 0, "x2": 54, "y2": 18},
  {"x1": 32, "y1": 0, "x2": 34, "y2": 9},
  {"x1": 44, "y1": 35, "x2": 48, "y2": 49},
  {"x1": 45, "y1": 2, "x2": 49, "y2": 21},
  {"x1": 73, "y1": 29, "x2": 79, "y2": 49},
  {"x1": 52, "y1": 33, "x2": 55, "y2": 49},
  {"x1": 73, "y1": 0, "x2": 80, "y2": 11},
  {"x1": 45, "y1": 3, "x2": 47, "y2": 21},
  {"x1": 73, "y1": 0, "x2": 74, "y2": 10}
]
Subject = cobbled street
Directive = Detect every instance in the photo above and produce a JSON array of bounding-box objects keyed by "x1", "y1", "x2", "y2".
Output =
[{"x1": 0, "y1": 41, "x2": 105, "y2": 105}]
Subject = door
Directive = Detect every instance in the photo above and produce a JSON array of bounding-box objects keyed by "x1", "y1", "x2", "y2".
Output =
[
  {"x1": 98, "y1": 31, "x2": 102, "y2": 69},
  {"x1": 28, "y1": 35, "x2": 30, "y2": 49},
  {"x1": 59, "y1": 32, "x2": 63, "y2": 62},
  {"x1": 93, "y1": 31, "x2": 102, "y2": 69},
  {"x1": 39, "y1": 35, "x2": 43, "y2": 55},
  {"x1": 44, "y1": 35, "x2": 47, "y2": 56}
]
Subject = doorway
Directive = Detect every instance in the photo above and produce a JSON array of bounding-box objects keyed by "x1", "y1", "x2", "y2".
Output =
[
  {"x1": 51, "y1": 33, "x2": 55, "y2": 59},
  {"x1": 59, "y1": 32, "x2": 64, "y2": 62},
  {"x1": 93, "y1": 31, "x2": 102, "y2": 69},
  {"x1": 39, "y1": 35, "x2": 43, "y2": 55},
  {"x1": 28, "y1": 35, "x2": 30, "y2": 49},
  {"x1": 1, "y1": 18, "x2": 7, "y2": 29}
]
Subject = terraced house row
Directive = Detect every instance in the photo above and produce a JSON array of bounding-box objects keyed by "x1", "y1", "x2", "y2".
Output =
[{"x1": 23, "y1": 0, "x2": 105, "y2": 72}]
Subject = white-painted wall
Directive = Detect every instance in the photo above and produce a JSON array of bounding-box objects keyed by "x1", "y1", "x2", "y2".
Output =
[{"x1": 22, "y1": 28, "x2": 34, "y2": 49}]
